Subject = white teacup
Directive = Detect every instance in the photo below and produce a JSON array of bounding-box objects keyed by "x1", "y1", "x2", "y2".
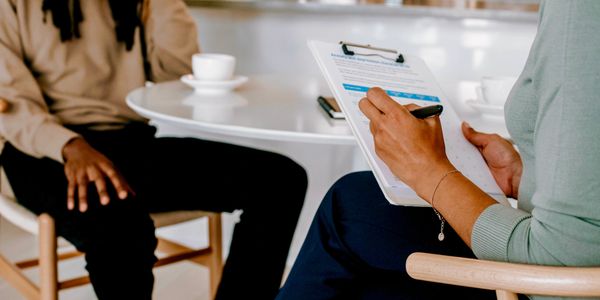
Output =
[
  {"x1": 192, "y1": 53, "x2": 236, "y2": 81},
  {"x1": 477, "y1": 76, "x2": 517, "y2": 106}
]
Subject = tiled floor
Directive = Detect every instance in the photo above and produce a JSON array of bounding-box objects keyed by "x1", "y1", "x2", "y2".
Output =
[{"x1": 0, "y1": 216, "x2": 218, "y2": 300}]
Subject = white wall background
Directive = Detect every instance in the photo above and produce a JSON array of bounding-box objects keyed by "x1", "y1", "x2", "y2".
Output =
[{"x1": 189, "y1": 7, "x2": 538, "y2": 102}]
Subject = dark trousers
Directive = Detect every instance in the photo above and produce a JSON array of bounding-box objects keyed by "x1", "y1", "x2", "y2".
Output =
[
  {"x1": 276, "y1": 171, "x2": 496, "y2": 300},
  {"x1": 1, "y1": 123, "x2": 307, "y2": 300}
]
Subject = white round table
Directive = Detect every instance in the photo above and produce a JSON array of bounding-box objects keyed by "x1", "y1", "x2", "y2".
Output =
[
  {"x1": 126, "y1": 76, "x2": 356, "y2": 145},
  {"x1": 126, "y1": 74, "x2": 508, "y2": 267}
]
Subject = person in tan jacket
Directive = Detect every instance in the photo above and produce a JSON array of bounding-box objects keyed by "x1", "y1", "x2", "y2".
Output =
[{"x1": 0, "y1": 0, "x2": 307, "y2": 299}]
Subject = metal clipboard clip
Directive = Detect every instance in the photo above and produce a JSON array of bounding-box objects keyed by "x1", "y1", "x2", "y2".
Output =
[{"x1": 340, "y1": 41, "x2": 405, "y2": 64}]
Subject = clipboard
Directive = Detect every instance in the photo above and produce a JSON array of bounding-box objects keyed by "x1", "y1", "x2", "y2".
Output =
[
  {"x1": 339, "y1": 41, "x2": 405, "y2": 63},
  {"x1": 309, "y1": 40, "x2": 506, "y2": 206},
  {"x1": 318, "y1": 42, "x2": 404, "y2": 121}
]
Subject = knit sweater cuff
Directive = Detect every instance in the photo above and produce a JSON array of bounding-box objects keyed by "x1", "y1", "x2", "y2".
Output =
[{"x1": 471, "y1": 203, "x2": 531, "y2": 262}]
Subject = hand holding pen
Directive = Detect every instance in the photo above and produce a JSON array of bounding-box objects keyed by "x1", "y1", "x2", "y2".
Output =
[{"x1": 359, "y1": 87, "x2": 455, "y2": 202}]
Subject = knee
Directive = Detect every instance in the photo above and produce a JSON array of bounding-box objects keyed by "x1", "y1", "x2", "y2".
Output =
[
  {"x1": 328, "y1": 171, "x2": 378, "y2": 204},
  {"x1": 268, "y1": 154, "x2": 308, "y2": 210},
  {"x1": 277, "y1": 154, "x2": 308, "y2": 194},
  {"x1": 110, "y1": 200, "x2": 157, "y2": 244},
  {"x1": 74, "y1": 200, "x2": 157, "y2": 255},
  {"x1": 332, "y1": 171, "x2": 375, "y2": 190},
  {"x1": 318, "y1": 171, "x2": 381, "y2": 219}
]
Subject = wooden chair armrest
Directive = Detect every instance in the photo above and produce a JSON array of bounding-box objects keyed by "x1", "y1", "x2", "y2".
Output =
[{"x1": 406, "y1": 252, "x2": 600, "y2": 297}]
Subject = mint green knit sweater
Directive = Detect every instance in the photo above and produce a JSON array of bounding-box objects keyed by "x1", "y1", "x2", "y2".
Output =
[{"x1": 471, "y1": 1, "x2": 600, "y2": 299}]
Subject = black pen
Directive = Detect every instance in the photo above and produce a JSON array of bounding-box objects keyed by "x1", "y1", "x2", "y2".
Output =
[{"x1": 410, "y1": 105, "x2": 443, "y2": 119}]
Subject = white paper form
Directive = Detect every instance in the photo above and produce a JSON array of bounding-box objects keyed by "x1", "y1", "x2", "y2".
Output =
[{"x1": 309, "y1": 40, "x2": 505, "y2": 206}]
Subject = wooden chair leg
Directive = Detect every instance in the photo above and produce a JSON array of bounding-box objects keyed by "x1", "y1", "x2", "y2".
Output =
[
  {"x1": 496, "y1": 290, "x2": 519, "y2": 300},
  {"x1": 0, "y1": 254, "x2": 39, "y2": 299},
  {"x1": 39, "y1": 214, "x2": 58, "y2": 300},
  {"x1": 208, "y1": 213, "x2": 222, "y2": 300}
]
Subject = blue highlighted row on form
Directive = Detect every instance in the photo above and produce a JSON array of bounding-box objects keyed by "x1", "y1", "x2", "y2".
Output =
[{"x1": 342, "y1": 83, "x2": 440, "y2": 103}]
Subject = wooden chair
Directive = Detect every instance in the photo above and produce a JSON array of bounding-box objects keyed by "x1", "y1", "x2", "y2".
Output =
[
  {"x1": 0, "y1": 191, "x2": 223, "y2": 300},
  {"x1": 406, "y1": 252, "x2": 600, "y2": 299},
  {"x1": 0, "y1": 100, "x2": 223, "y2": 299}
]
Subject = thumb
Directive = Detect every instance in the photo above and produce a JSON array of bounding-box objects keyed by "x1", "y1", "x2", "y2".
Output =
[{"x1": 462, "y1": 122, "x2": 489, "y2": 148}]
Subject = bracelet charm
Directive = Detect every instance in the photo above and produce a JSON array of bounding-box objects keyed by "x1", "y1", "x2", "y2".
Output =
[{"x1": 431, "y1": 169, "x2": 460, "y2": 242}]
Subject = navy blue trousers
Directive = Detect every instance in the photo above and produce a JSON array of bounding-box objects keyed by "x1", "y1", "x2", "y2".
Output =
[{"x1": 277, "y1": 172, "x2": 496, "y2": 300}]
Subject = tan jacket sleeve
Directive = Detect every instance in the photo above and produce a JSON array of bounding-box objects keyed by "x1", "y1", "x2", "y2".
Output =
[
  {"x1": 145, "y1": 0, "x2": 200, "y2": 82},
  {"x1": 0, "y1": 0, "x2": 80, "y2": 163}
]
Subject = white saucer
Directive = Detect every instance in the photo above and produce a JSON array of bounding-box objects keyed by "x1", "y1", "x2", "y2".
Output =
[
  {"x1": 466, "y1": 99, "x2": 504, "y2": 116},
  {"x1": 181, "y1": 74, "x2": 248, "y2": 94}
]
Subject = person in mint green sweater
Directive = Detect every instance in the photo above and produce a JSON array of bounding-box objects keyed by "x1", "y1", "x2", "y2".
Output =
[{"x1": 277, "y1": 1, "x2": 600, "y2": 299}]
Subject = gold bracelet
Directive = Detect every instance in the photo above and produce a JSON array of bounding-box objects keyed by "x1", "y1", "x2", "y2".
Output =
[{"x1": 431, "y1": 169, "x2": 460, "y2": 241}]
